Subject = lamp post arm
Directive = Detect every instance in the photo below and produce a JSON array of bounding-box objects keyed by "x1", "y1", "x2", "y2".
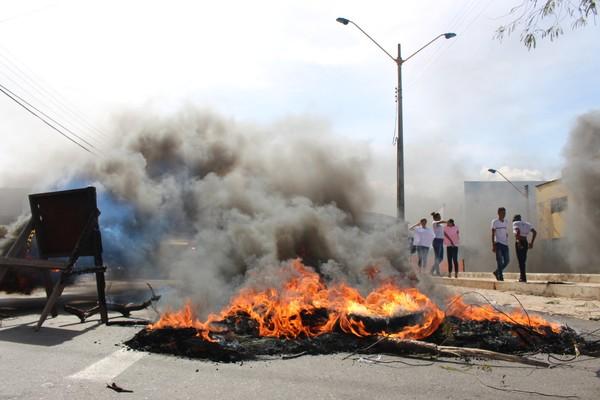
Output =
[
  {"x1": 402, "y1": 34, "x2": 445, "y2": 64},
  {"x1": 347, "y1": 20, "x2": 397, "y2": 62},
  {"x1": 496, "y1": 170, "x2": 528, "y2": 198}
]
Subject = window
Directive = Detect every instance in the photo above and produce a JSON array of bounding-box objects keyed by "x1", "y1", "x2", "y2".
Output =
[{"x1": 550, "y1": 196, "x2": 568, "y2": 214}]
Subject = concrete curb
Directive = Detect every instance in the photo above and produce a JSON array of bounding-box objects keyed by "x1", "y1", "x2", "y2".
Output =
[
  {"x1": 433, "y1": 276, "x2": 600, "y2": 300},
  {"x1": 457, "y1": 272, "x2": 600, "y2": 284}
]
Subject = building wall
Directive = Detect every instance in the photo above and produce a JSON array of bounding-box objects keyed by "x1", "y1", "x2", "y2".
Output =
[
  {"x1": 535, "y1": 179, "x2": 570, "y2": 272},
  {"x1": 536, "y1": 180, "x2": 568, "y2": 240}
]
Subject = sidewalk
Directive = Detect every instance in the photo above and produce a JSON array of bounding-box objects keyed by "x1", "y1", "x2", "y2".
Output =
[
  {"x1": 448, "y1": 285, "x2": 600, "y2": 321},
  {"x1": 434, "y1": 272, "x2": 600, "y2": 301}
]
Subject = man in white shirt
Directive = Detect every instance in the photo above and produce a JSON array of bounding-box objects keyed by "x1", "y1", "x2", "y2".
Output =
[
  {"x1": 513, "y1": 214, "x2": 537, "y2": 283},
  {"x1": 491, "y1": 207, "x2": 509, "y2": 281}
]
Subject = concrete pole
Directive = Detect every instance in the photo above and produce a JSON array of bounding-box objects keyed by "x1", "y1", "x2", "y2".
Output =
[{"x1": 397, "y1": 44, "x2": 405, "y2": 221}]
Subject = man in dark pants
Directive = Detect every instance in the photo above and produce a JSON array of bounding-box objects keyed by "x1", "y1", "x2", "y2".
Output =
[
  {"x1": 512, "y1": 214, "x2": 537, "y2": 282},
  {"x1": 491, "y1": 207, "x2": 509, "y2": 281}
]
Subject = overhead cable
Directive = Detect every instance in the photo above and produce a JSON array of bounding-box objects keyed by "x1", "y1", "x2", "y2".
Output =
[{"x1": 0, "y1": 83, "x2": 96, "y2": 154}]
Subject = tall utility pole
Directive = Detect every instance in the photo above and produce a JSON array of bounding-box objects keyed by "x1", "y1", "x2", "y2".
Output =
[
  {"x1": 336, "y1": 17, "x2": 456, "y2": 220},
  {"x1": 396, "y1": 43, "x2": 404, "y2": 221}
]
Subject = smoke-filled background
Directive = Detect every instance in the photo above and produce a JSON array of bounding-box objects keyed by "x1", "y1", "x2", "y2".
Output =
[
  {"x1": 562, "y1": 111, "x2": 600, "y2": 273},
  {"x1": 2, "y1": 104, "x2": 600, "y2": 308},
  {"x1": 4, "y1": 106, "x2": 415, "y2": 312}
]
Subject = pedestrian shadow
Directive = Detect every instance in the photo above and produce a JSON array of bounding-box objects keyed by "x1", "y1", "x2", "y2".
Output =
[{"x1": 0, "y1": 321, "x2": 98, "y2": 346}]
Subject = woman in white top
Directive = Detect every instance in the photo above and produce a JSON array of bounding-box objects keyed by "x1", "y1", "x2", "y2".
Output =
[{"x1": 409, "y1": 218, "x2": 435, "y2": 271}]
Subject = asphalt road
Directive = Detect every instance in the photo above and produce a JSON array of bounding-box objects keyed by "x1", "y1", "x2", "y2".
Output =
[{"x1": 1, "y1": 286, "x2": 599, "y2": 400}]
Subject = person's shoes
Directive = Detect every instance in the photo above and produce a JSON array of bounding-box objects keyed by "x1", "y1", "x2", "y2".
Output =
[
  {"x1": 493, "y1": 270, "x2": 504, "y2": 281},
  {"x1": 519, "y1": 277, "x2": 527, "y2": 283},
  {"x1": 455, "y1": 272, "x2": 458, "y2": 278},
  {"x1": 448, "y1": 272, "x2": 452, "y2": 278}
]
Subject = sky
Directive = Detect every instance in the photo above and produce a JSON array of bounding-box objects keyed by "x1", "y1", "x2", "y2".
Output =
[{"x1": 0, "y1": 0, "x2": 599, "y2": 218}]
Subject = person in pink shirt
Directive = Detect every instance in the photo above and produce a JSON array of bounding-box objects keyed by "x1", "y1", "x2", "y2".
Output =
[{"x1": 444, "y1": 219, "x2": 460, "y2": 278}]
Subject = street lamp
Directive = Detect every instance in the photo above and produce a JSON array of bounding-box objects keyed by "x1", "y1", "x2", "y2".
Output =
[
  {"x1": 487, "y1": 168, "x2": 530, "y2": 220},
  {"x1": 487, "y1": 168, "x2": 528, "y2": 197},
  {"x1": 336, "y1": 17, "x2": 456, "y2": 221}
]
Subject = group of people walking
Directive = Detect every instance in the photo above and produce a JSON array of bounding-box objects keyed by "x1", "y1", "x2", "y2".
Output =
[
  {"x1": 409, "y1": 212, "x2": 461, "y2": 277},
  {"x1": 409, "y1": 207, "x2": 537, "y2": 281}
]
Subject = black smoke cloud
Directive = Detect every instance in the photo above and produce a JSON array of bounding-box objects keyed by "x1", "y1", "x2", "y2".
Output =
[
  {"x1": 562, "y1": 110, "x2": 600, "y2": 272},
  {"x1": 46, "y1": 106, "x2": 412, "y2": 313}
]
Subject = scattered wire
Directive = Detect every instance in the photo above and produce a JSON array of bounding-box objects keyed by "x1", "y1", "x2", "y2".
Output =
[
  {"x1": 580, "y1": 326, "x2": 600, "y2": 337},
  {"x1": 444, "y1": 290, "x2": 545, "y2": 337},
  {"x1": 353, "y1": 354, "x2": 435, "y2": 367},
  {"x1": 281, "y1": 351, "x2": 308, "y2": 360},
  {"x1": 342, "y1": 336, "x2": 388, "y2": 360},
  {"x1": 439, "y1": 364, "x2": 580, "y2": 399},
  {"x1": 474, "y1": 375, "x2": 579, "y2": 399},
  {"x1": 354, "y1": 352, "x2": 549, "y2": 370},
  {"x1": 547, "y1": 353, "x2": 579, "y2": 364},
  {"x1": 510, "y1": 293, "x2": 532, "y2": 328}
]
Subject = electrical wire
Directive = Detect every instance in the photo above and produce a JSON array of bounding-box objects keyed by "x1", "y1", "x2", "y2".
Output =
[
  {"x1": 406, "y1": 0, "x2": 494, "y2": 90},
  {"x1": 0, "y1": 47, "x2": 111, "y2": 144},
  {"x1": 0, "y1": 82, "x2": 99, "y2": 151},
  {"x1": 0, "y1": 83, "x2": 96, "y2": 154},
  {"x1": 0, "y1": 70, "x2": 106, "y2": 151}
]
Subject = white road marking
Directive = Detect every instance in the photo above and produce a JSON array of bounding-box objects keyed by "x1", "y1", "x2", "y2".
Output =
[{"x1": 68, "y1": 349, "x2": 145, "y2": 382}]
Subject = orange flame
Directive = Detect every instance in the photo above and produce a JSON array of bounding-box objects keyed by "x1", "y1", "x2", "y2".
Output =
[
  {"x1": 149, "y1": 259, "x2": 560, "y2": 340},
  {"x1": 445, "y1": 295, "x2": 561, "y2": 334}
]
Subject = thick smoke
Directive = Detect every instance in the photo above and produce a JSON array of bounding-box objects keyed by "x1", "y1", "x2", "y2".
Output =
[
  {"x1": 48, "y1": 106, "x2": 413, "y2": 314},
  {"x1": 562, "y1": 110, "x2": 600, "y2": 272}
]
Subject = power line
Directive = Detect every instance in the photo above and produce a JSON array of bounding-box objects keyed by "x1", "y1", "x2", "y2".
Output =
[
  {"x1": 0, "y1": 2, "x2": 57, "y2": 24},
  {"x1": 0, "y1": 46, "x2": 111, "y2": 144},
  {"x1": 0, "y1": 68, "x2": 106, "y2": 150},
  {"x1": 446, "y1": 0, "x2": 479, "y2": 30},
  {"x1": 0, "y1": 82, "x2": 99, "y2": 150},
  {"x1": 0, "y1": 53, "x2": 110, "y2": 144},
  {"x1": 0, "y1": 82, "x2": 96, "y2": 154},
  {"x1": 406, "y1": 0, "x2": 494, "y2": 90}
]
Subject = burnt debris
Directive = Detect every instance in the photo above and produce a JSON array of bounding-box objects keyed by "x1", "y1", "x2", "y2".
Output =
[{"x1": 125, "y1": 311, "x2": 599, "y2": 363}]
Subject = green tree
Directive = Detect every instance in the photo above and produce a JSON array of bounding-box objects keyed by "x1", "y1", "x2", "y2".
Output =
[{"x1": 496, "y1": 0, "x2": 598, "y2": 49}]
